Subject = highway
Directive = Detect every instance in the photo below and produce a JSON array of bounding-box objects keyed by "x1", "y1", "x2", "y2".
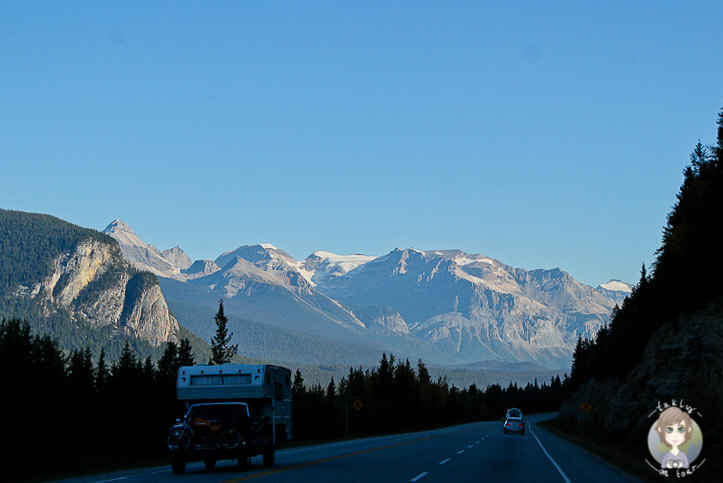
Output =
[{"x1": 53, "y1": 414, "x2": 639, "y2": 483}]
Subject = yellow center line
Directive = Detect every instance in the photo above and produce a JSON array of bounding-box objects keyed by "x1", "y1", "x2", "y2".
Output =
[{"x1": 221, "y1": 423, "x2": 489, "y2": 482}]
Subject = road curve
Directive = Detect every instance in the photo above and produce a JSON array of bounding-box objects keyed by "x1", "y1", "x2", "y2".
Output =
[{"x1": 52, "y1": 413, "x2": 639, "y2": 483}]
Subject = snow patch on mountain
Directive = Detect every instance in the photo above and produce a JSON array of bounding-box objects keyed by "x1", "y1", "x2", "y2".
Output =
[
  {"x1": 600, "y1": 280, "x2": 632, "y2": 293},
  {"x1": 301, "y1": 251, "x2": 377, "y2": 286},
  {"x1": 454, "y1": 254, "x2": 494, "y2": 266}
]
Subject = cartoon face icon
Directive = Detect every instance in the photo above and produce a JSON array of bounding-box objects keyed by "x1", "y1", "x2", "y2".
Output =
[
  {"x1": 648, "y1": 406, "x2": 705, "y2": 471},
  {"x1": 656, "y1": 407, "x2": 693, "y2": 450},
  {"x1": 647, "y1": 404, "x2": 704, "y2": 475}
]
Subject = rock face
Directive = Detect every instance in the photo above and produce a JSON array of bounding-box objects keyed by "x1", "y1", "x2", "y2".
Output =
[
  {"x1": 558, "y1": 299, "x2": 723, "y2": 460},
  {"x1": 41, "y1": 240, "x2": 117, "y2": 306},
  {"x1": 343, "y1": 304, "x2": 410, "y2": 336},
  {"x1": 181, "y1": 259, "x2": 220, "y2": 280},
  {"x1": 38, "y1": 240, "x2": 179, "y2": 347},
  {"x1": 119, "y1": 272, "x2": 178, "y2": 346},
  {"x1": 3, "y1": 213, "x2": 180, "y2": 348}
]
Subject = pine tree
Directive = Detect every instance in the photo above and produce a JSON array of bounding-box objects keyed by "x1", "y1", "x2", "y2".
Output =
[
  {"x1": 326, "y1": 377, "x2": 336, "y2": 404},
  {"x1": 177, "y1": 338, "x2": 196, "y2": 366},
  {"x1": 157, "y1": 340, "x2": 179, "y2": 382},
  {"x1": 68, "y1": 347, "x2": 94, "y2": 396},
  {"x1": 115, "y1": 341, "x2": 138, "y2": 381},
  {"x1": 95, "y1": 348, "x2": 109, "y2": 391},
  {"x1": 292, "y1": 369, "x2": 305, "y2": 397},
  {"x1": 209, "y1": 299, "x2": 238, "y2": 365},
  {"x1": 142, "y1": 356, "x2": 155, "y2": 379}
]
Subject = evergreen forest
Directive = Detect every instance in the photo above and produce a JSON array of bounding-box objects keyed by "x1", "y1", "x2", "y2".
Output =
[
  {"x1": 564, "y1": 110, "x2": 723, "y2": 476},
  {"x1": 569, "y1": 110, "x2": 723, "y2": 386},
  {"x1": 1, "y1": 318, "x2": 567, "y2": 480}
]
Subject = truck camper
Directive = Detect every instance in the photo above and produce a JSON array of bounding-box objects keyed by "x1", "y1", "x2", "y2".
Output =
[{"x1": 167, "y1": 364, "x2": 292, "y2": 474}]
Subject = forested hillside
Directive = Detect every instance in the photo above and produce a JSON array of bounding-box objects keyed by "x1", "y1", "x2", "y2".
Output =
[
  {"x1": 0, "y1": 209, "x2": 113, "y2": 293},
  {"x1": 0, "y1": 209, "x2": 210, "y2": 362},
  {"x1": 561, "y1": 110, "x2": 723, "y2": 476}
]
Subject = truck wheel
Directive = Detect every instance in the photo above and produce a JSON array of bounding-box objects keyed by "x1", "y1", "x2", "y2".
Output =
[
  {"x1": 263, "y1": 447, "x2": 275, "y2": 467},
  {"x1": 237, "y1": 453, "x2": 250, "y2": 469},
  {"x1": 171, "y1": 455, "x2": 186, "y2": 474},
  {"x1": 204, "y1": 458, "x2": 216, "y2": 471}
]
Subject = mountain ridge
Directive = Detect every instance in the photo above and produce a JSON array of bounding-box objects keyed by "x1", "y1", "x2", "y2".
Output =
[{"x1": 104, "y1": 220, "x2": 631, "y2": 369}]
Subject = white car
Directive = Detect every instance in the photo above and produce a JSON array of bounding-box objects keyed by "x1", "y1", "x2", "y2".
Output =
[{"x1": 504, "y1": 408, "x2": 525, "y2": 435}]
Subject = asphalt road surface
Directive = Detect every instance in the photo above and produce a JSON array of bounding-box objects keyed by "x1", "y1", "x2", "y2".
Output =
[{"x1": 53, "y1": 413, "x2": 639, "y2": 483}]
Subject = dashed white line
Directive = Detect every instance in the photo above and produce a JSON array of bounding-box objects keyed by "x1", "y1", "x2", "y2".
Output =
[
  {"x1": 94, "y1": 478, "x2": 127, "y2": 483},
  {"x1": 457, "y1": 449, "x2": 465, "y2": 454},
  {"x1": 529, "y1": 425, "x2": 572, "y2": 483},
  {"x1": 440, "y1": 458, "x2": 451, "y2": 465},
  {"x1": 410, "y1": 471, "x2": 429, "y2": 481},
  {"x1": 468, "y1": 444, "x2": 473, "y2": 448}
]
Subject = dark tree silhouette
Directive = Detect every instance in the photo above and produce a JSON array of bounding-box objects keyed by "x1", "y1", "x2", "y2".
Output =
[{"x1": 209, "y1": 300, "x2": 238, "y2": 365}]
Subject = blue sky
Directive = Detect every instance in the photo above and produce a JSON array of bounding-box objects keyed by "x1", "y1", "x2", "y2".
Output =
[{"x1": 2, "y1": 2, "x2": 721, "y2": 286}]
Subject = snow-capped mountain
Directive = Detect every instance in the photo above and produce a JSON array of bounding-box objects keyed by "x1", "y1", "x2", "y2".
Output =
[
  {"x1": 318, "y1": 249, "x2": 618, "y2": 367},
  {"x1": 163, "y1": 244, "x2": 455, "y2": 365},
  {"x1": 104, "y1": 221, "x2": 628, "y2": 368},
  {"x1": 596, "y1": 279, "x2": 633, "y2": 306},
  {"x1": 214, "y1": 244, "x2": 316, "y2": 295}
]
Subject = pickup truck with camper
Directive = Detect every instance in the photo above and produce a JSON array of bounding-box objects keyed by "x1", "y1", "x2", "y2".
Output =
[{"x1": 167, "y1": 364, "x2": 292, "y2": 474}]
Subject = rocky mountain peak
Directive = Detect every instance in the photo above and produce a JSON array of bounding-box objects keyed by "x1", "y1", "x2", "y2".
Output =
[
  {"x1": 104, "y1": 219, "x2": 145, "y2": 247},
  {"x1": 103, "y1": 220, "x2": 191, "y2": 278},
  {"x1": 161, "y1": 246, "x2": 192, "y2": 269}
]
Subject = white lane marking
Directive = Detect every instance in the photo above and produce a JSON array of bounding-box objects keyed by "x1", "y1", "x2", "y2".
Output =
[
  {"x1": 410, "y1": 471, "x2": 429, "y2": 481},
  {"x1": 147, "y1": 468, "x2": 171, "y2": 474},
  {"x1": 94, "y1": 478, "x2": 127, "y2": 483},
  {"x1": 476, "y1": 440, "x2": 480, "y2": 444},
  {"x1": 457, "y1": 449, "x2": 465, "y2": 454},
  {"x1": 440, "y1": 458, "x2": 451, "y2": 465},
  {"x1": 529, "y1": 425, "x2": 572, "y2": 483},
  {"x1": 468, "y1": 444, "x2": 473, "y2": 448}
]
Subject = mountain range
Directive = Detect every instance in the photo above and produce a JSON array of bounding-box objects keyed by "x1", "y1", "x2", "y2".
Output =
[{"x1": 103, "y1": 219, "x2": 631, "y2": 369}]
